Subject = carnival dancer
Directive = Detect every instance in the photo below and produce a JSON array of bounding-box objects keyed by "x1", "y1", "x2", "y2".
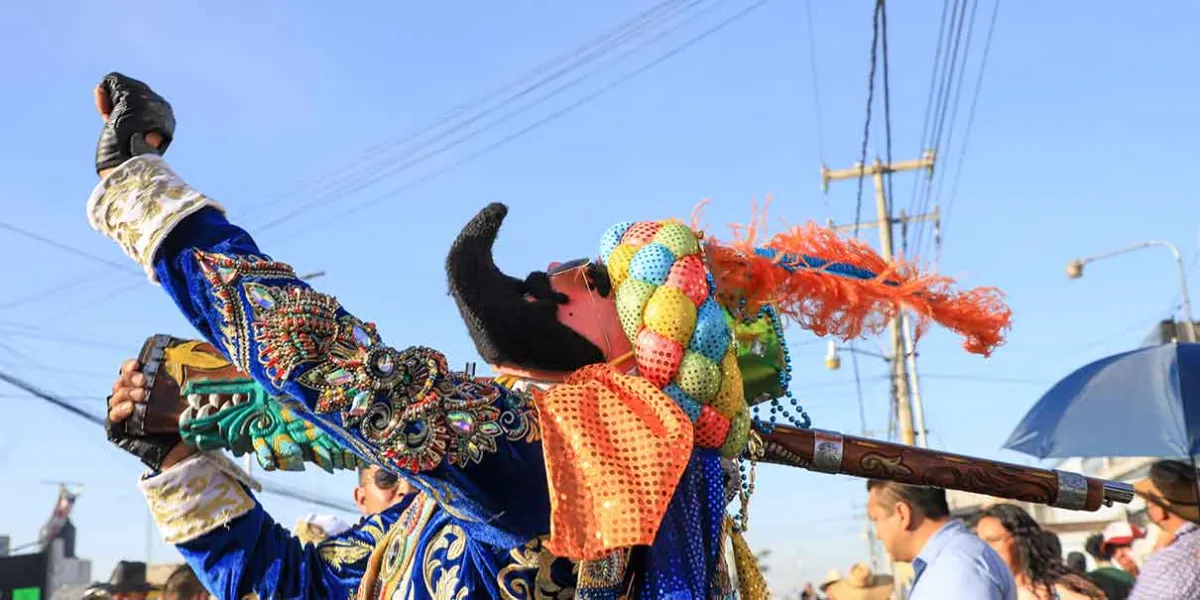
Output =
[{"x1": 92, "y1": 72, "x2": 1010, "y2": 599}]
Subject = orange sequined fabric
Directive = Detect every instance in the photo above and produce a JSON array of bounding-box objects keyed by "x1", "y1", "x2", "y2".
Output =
[{"x1": 535, "y1": 364, "x2": 693, "y2": 560}]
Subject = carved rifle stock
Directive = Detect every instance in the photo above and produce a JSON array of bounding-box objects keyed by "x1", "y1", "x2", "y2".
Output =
[{"x1": 757, "y1": 426, "x2": 1135, "y2": 511}]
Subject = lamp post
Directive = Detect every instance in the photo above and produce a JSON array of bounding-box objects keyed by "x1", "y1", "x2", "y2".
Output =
[
  {"x1": 824, "y1": 340, "x2": 929, "y2": 448},
  {"x1": 1066, "y1": 241, "x2": 1196, "y2": 343}
]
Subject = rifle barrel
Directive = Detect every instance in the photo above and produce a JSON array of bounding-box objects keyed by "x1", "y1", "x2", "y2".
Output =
[{"x1": 757, "y1": 426, "x2": 1134, "y2": 511}]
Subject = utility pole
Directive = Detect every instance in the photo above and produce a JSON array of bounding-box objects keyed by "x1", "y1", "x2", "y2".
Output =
[{"x1": 821, "y1": 151, "x2": 936, "y2": 448}]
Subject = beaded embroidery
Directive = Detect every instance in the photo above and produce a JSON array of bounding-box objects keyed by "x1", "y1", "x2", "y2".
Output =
[
  {"x1": 195, "y1": 251, "x2": 297, "y2": 373},
  {"x1": 195, "y1": 251, "x2": 537, "y2": 473}
]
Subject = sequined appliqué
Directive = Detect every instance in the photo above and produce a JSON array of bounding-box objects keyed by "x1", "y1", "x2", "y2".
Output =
[
  {"x1": 576, "y1": 549, "x2": 632, "y2": 598},
  {"x1": 195, "y1": 251, "x2": 298, "y2": 372}
]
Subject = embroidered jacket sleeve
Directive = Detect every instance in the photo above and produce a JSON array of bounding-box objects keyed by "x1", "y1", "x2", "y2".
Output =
[
  {"x1": 138, "y1": 452, "x2": 402, "y2": 599},
  {"x1": 89, "y1": 155, "x2": 549, "y2": 547}
]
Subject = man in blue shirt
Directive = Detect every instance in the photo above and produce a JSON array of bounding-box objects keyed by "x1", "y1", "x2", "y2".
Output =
[{"x1": 866, "y1": 480, "x2": 1016, "y2": 599}]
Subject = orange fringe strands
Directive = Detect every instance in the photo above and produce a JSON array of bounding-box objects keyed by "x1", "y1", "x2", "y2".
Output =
[{"x1": 693, "y1": 202, "x2": 1012, "y2": 357}]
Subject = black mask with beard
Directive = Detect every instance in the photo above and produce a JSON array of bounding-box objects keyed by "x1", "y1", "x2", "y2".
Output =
[{"x1": 445, "y1": 203, "x2": 606, "y2": 373}]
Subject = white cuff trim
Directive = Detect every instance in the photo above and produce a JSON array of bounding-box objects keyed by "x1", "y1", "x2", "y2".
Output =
[
  {"x1": 138, "y1": 451, "x2": 256, "y2": 544},
  {"x1": 87, "y1": 155, "x2": 225, "y2": 283}
]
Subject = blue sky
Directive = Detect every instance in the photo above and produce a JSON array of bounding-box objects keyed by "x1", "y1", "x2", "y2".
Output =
[{"x1": 1, "y1": 0, "x2": 1197, "y2": 594}]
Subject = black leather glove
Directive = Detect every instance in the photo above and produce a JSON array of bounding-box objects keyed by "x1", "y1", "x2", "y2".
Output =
[
  {"x1": 104, "y1": 335, "x2": 185, "y2": 472},
  {"x1": 106, "y1": 411, "x2": 180, "y2": 472},
  {"x1": 95, "y1": 72, "x2": 175, "y2": 174}
]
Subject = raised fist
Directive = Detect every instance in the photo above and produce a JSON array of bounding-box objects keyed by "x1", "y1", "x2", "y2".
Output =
[{"x1": 93, "y1": 72, "x2": 174, "y2": 174}]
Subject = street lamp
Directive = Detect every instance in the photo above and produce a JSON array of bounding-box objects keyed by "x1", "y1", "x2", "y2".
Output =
[
  {"x1": 823, "y1": 340, "x2": 890, "y2": 371},
  {"x1": 1066, "y1": 241, "x2": 1196, "y2": 343}
]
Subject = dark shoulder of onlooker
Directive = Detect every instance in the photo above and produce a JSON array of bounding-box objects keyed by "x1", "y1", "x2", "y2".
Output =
[{"x1": 1085, "y1": 567, "x2": 1134, "y2": 600}]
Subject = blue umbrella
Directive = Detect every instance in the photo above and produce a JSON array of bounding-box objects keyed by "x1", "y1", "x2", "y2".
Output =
[{"x1": 1004, "y1": 342, "x2": 1200, "y2": 458}]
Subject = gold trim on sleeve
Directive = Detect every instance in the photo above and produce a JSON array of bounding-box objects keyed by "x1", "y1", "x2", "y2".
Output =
[
  {"x1": 87, "y1": 155, "x2": 225, "y2": 282},
  {"x1": 137, "y1": 452, "x2": 255, "y2": 544}
]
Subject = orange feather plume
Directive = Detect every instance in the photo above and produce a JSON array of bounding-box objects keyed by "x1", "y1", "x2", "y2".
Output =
[{"x1": 692, "y1": 200, "x2": 1011, "y2": 357}]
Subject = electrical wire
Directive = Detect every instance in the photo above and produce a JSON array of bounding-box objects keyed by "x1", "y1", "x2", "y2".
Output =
[
  {"x1": 237, "y1": 0, "x2": 699, "y2": 224},
  {"x1": 2, "y1": 0, "x2": 712, "y2": 316},
  {"x1": 0, "y1": 321, "x2": 132, "y2": 351},
  {"x1": 0, "y1": 368, "x2": 106, "y2": 425},
  {"x1": 850, "y1": 341, "x2": 869, "y2": 435},
  {"x1": 252, "y1": 0, "x2": 721, "y2": 234},
  {"x1": 939, "y1": 0, "x2": 1000, "y2": 254},
  {"x1": 920, "y1": 373, "x2": 1049, "y2": 385},
  {"x1": 0, "y1": 271, "x2": 115, "y2": 311},
  {"x1": 0, "y1": 221, "x2": 139, "y2": 275},
  {"x1": 803, "y1": 0, "x2": 826, "y2": 163},
  {"x1": 853, "y1": 0, "x2": 884, "y2": 239},
  {"x1": 912, "y1": 0, "x2": 974, "y2": 257},
  {"x1": 0, "y1": 365, "x2": 356, "y2": 512},
  {"x1": 879, "y1": 0, "x2": 896, "y2": 235},
  {"x1": 905, "y1": 0, "x2": 953, "y2": 249},
  {"x1": 914, "y1": 0, "x2": 979, "y2": 260},
  {"x1": 265, "y1": 1, "x2": 769, "y2": 244}
]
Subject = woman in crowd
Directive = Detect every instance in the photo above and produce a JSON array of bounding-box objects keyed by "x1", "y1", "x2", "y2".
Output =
[{"x1": 975, "y1": 504, "x2": 1107, "y2": 600}]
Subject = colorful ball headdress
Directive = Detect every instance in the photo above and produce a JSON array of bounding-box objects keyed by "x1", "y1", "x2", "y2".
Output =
[{"x1": 597, "y1": 207, "x2": 1011, "y2": 459}]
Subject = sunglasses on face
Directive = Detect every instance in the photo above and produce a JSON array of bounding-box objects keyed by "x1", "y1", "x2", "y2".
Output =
[
  {"x1": 548, "y1": 258, "x2": 590, "y2": 275},
  {"x1": 373, "y1": 468, "x2": 400, "y2": 490},
  {"x1": 547, "y1": 258, "x2": 612, "y2": 297}
]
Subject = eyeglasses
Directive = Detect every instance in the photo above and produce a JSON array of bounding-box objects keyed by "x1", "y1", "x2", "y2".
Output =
[{"x1": 548, "y1": 258, "x2": 590, "y2": 275}]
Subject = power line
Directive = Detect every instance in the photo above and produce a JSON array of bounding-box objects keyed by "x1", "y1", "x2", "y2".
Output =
[
  {"x1": 850, "y1": 341, "x2": 868, "y2": 435},
  {"x1": 266, "y1": 0, "x2": 769, "y2": 244},
  {"x1": 879, "y1": 0, "x2": 896, "y2": 227},
  {"x1": 0, "y1": 221, "x2": 139, "y2": 275},
  {"x1": 913, "y1": 0, "x2": 976, "y2": 257},
  {"x1": 0, "y1": 368, "x2": 105, "y2": 425},
  {"x1": 252, "y1": 0, "x2": 720, "y2": 234},
  {"x1": 914, "y1": 0, "x2": 980, "y2": 260},
  {"x1": 939, "y1": 0, "x2": 1000, "y2": 253},
  {"x1": 2, "y1": 0, "x2": 709, "y2": 317},
  {"x1": 0, "y1": 321, "x2": 132, "y2": 350},
  {"x1": 920, "y1": 373, "x2": 1049, "y2": 385},
  {"x1": 905, "y1": 0, "x2": 953, "y2": 253},
  {"x1": 0, "y1": 271, "x2": 114, "y2": 311},
  {"x1": 237, "y1": 0, "x2": 699, "y2": 225},
  {"x1": 803, "y1": 0, "x2": 826, "y2": 163},
  {"x1": 853, "y1": 0, "x2": 884, "y2": 238},
  {"x1": 0, "y1": 365, "x2": 356, "y2": 512}
]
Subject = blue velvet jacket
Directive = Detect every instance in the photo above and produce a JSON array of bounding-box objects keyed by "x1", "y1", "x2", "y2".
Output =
[{"x1": 90, "y1": 155, "x2": 736, "y2": 599}]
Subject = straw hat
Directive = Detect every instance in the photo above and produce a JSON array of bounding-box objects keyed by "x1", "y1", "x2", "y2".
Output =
[
  {"x1": 1133, "y1": 460, "x2": 1199, "y2": 523},
  {"x1": 819, "y1": 568, "x2": 842, "y2": 592},
  {"x1": 825, "y1": 562, "x2": 894, "y2": 600}
]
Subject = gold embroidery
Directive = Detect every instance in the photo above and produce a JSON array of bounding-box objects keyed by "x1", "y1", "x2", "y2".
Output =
[
  {"x1": 496, "y1": 538, "x2": 576, "y2": 600},
  {"x1": 319, "y1": 515, "x2": 389, "y2": 570},
  {"x1": 360, "y1": 496, "x2": 438, "y2": 600},
  {"x1": 87, "y1": 155, "x2": 224, "y2": 280},
  {"x1": 423, "y1": 524, "x2": 468, "y2": 600},
  {"x1": 138, "y1": 454, "x2": 255, "y2": 544}
]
